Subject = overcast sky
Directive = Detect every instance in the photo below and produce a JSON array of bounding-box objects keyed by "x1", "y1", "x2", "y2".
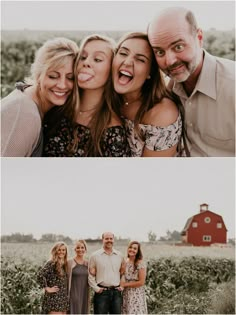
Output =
[
  {"x1": 1, "y1": 1, "x2": 235, "y2": 31},
  {"x1": 1, "y1": 158, "x2": 235, "y2": 241}
]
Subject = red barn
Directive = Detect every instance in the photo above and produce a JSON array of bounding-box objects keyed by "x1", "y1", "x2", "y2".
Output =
[{"x1": 181, "y1": 203, "x2": 227, "y2": 246}]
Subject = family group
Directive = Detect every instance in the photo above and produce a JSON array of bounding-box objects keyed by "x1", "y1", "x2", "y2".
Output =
[
  {"x1": 1, "y1": 7, "x2": 235, "y2": 157},
  {"x1": 38, "y1": 233, "x2": 147, "y2": 314}
]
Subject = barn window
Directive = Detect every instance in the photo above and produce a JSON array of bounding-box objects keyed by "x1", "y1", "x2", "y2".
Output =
[
  {"x1": 192, "y1": 222, "x2": 198, "y2": 228},
  {"x1": 217, "y1": 223, "x2": 222, "y2": 228},
  {"x1": 203, "y1": 235, "x2": 211, "y2": 242},
  {"x1": 204, "y1": 217, "x2": 211, "y2": 223}
]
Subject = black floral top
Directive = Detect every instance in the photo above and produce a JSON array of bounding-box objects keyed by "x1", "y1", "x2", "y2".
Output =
[
  {"x1": 43, "y1": 117, "x2": 131, "y2": 157},
  {"x1": 37, "y1": 261, "x2": 69, "y2": 314}
]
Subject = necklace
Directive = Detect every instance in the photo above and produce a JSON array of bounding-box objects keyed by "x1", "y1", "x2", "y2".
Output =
[
  {"x1": 79, "y1": 107, "x2": 97, "y2": 115},
  {"x1": 124, "y1": 97, "x2": 140, "y2": 107}
]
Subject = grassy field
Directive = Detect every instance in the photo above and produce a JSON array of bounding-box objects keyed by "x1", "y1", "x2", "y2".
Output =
[
  {"x1": 1, "y1": 242, "x2": 234, "y2": 264},
  {"x1": 1, "y1": 242, "x2": 235, "y2": 314}
]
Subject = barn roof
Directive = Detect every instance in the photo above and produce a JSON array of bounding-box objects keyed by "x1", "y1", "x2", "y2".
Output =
[{"x1": 181, "y1": 210, "x2": 227, "y2": 233}]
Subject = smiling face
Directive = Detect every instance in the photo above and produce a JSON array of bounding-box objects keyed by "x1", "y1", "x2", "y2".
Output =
[
  {"x1": 77, "y1": 39, "x2": 113, "y2": 90},
  {"x1": 102, "y1": 232, "x2": 114, "y2": 251},
  {"x1": 39, "y1": 56, "x2": 74, "y2": 109},
  {"x1": 57, "y1": 244, "x2": 67, "y2": 259},
  {"x1": 127, "y1": 243, "x2": 139, "y2": 258},
  {"x1": 112, "y1": 38, "x2": 152, "y2": 98},
  {"x1": 74, "y1": 241, "x2": 86, "y2": 257},
  {"x1": 148, "y1": 10, "x2": 203, "y2": 83}
]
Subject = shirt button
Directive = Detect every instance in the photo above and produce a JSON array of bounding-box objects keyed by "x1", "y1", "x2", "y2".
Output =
[
  {"x1": 189, "y1": 123, "x2": 193, "y2": 127},
  {"x1": 188, "y1": 102, "x2": 192, "y2": 106}
]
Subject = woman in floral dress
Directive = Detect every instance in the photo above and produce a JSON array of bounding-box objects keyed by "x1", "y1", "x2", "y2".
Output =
[
  {"x1": 37, "y1": 242, "x2": 69, "y2": 314},
  {"x1": 43, "y1": 34, "x2": 130, "y2": 157},
  {"x1": 121, "y1": 241, "x2": 147, "y2": 314},
  {"x1": 112, "y1": 32, "x2": 188, "y2": 157}
]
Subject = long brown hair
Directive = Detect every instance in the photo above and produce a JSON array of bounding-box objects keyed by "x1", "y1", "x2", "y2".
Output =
[
  {"x1": 50, "y1": 241, "x2": 68, "y2": 276},
  {"x1": 111, "y1": 32, "x2": 189, "y2": 156},
  {"x1": 68, "y1": 34, "x2": 116, "y2": 156},
  {"x1": 127, "y1": 241, "x2": 143, "y2": 271}
]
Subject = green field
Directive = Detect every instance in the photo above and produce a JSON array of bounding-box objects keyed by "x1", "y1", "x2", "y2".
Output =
[{"x1": 1, "y1": 242, "x2": 235, "y2": 314}]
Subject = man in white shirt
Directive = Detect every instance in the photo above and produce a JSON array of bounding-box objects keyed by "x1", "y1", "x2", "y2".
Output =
[{"x1": 88, "y1": 232, "x2": 125, "y2": 314}]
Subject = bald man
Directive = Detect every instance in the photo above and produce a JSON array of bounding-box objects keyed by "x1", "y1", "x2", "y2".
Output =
[
  {"x1": 148, "y1": 7, "x2": 235, "y2": 157},
  {"x1": 88, "y1": 232, "x2": 125, "y2": 314}
]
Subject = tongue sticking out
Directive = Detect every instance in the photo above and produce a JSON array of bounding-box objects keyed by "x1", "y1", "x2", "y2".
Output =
[
  {"x1": 119, "y1": 74, "x2": 132, "y2": 85},
  {"x1": 78, "y1": 73, "x2": 93, "y2": 82}
]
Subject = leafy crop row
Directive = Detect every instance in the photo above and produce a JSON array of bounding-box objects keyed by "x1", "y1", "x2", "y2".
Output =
[{"x1": 1, "y1": 256, "x2": 235, "y2": 314}]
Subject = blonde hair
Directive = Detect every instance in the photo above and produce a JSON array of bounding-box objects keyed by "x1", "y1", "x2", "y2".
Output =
[
  {"x1": 74, "y1": 239, "x2": 87, "y2": 251},
  {"x1": 68, "y1": 34, "x2": 116, "y2": 156},
  {"x1": 28, "y1": 37, "x2": 79, "y2": 84},
  {"x1": 50, "y1": 241, "x2": 68, "y2": 276},
  {"x1": 39, "y1": 38, "x2": 80, "y2": 138}
]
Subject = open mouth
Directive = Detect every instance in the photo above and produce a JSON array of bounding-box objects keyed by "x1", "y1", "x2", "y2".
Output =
[
  {"x1": 169, "y1": 64, "x2": 185, "y2": 74},
  {"x1": 53, "y1": 91, "x2": 68, "y2": 97},
  {"x1": 118, "y1": 70, "x2": 133, "y2": 85}
]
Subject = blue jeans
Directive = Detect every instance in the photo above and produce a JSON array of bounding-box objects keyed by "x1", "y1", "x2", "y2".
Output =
[{"x1": 94, "y1": 289, "x2": 122, "y2": 314}]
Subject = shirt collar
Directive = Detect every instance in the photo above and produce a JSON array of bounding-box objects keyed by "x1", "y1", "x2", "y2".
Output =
[
  {"x1": 100, "y1": 247, "x2": 118, "y2": 255},
  {"x1": 173, "y1": 50, "x2": 217, "y2": 100}
]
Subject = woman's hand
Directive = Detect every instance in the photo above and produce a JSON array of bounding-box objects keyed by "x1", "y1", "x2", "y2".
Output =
[{"x1": 45, "y1": 286, "x2": 59, "y2": 293}]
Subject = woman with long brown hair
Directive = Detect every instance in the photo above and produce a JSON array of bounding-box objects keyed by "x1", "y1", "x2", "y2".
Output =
[
  {"x1": 37, "y1": 242, "x2": 69, "y2": 314},
  {"x1": 120, "y1": 241, "x2": 147, "y2": 314},
  {"x1": 112, "y1": 32, "x2": 187, "y2": 157},
  {"x1": 43, "y1": 34, "x2": 131, "y2": 157}
]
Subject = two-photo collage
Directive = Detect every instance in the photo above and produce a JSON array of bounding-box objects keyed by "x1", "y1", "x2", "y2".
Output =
[{"x1": 1, "y1": 1, "x2": 235, "y2": 314}]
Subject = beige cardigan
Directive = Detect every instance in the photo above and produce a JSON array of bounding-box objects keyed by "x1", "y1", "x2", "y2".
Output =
[{"x1": 1, "y1": 89, "x2": 42, "y2": 157}]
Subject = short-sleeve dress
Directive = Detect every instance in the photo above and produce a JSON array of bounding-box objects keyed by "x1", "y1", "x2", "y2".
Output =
[
  {"x1": 43, "y1": 117, "x2": 131, "y2": 157},
  {"x1": 124, "y1": 113, "x2": 182, "y2": 156},
  {"x1": 37, "y1": 260, "x2": 69, "y2": 314},
  {"x1": 122, "y1": 261, "x2": 147, "y2": 314}
]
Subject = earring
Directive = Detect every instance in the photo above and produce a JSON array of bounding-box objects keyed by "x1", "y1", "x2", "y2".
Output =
[{"x1": 147, "y1": 75, "x2": 151, "y2": 79}]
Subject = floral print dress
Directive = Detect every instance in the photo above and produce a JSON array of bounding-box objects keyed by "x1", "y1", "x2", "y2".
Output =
[
  {"x1": 124, "y1": 113, "x2": 182, "y2": 156},
  {"x1": 43, "y1": 117, "x2": 131, "y2": 157},
  {"x1": 122, "y1": 261, "x2": 147, "y2": 314},
  {"x1": 37, "y1": 261, "x2": 69, "y2": 314}
]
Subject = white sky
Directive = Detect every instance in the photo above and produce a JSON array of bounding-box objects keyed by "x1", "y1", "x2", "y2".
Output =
[
  {"x1": 1, "y1": 158, "x2": 235, "y2": 241},
  {"x1": 1, "y1": 1, "x2": 235, "y2": 31}
]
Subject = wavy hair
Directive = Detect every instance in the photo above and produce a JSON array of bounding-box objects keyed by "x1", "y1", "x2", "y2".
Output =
[
  {"x1": 68, "y1": 34, "x2": 116, "y2": 156},
  {"x1": 127, "y1": 241, "x2": 143, "y2": 270},
  {"x1": 50, "y1": 241, "x2": 68, "y2": 276},
  {"x1": 111, "y1": 32, "x2": 189, "y2": 156},
  {"x1": 39, "y1": 38, "x2": 79, "y2": 138}
]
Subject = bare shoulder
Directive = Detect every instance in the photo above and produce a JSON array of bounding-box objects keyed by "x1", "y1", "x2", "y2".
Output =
[{"x1": 144, "y1": 97, "x2": 179, "y2": 127}]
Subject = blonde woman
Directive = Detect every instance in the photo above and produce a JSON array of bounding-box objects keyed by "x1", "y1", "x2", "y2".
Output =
[
  {"x1": 121, "y1": 241, "x2": 147, "y2": 314},
  {"x1": 67, "y1": 240, "x2": 90, "y2": 314},
  {"x1": 43, "y1": 34, "x2": 131, "y2": 157},
  {"x1": 1, "y1": 37, "x2": 79, "y2": 157},
  {"x1": 37, "y1": 242, "x2": 69, "y2": 314}
]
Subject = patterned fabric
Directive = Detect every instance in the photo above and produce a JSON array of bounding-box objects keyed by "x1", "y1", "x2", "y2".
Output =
[
  {"x1": 43, "y1": 117, "x2": 131, "y2": 157},
  {"x1": 124, "y1": 113, "x2": 182, "y2": 156},
  {"x1": 37, "y1": 261, "x2": 69, "y2": 314},
  {"x1": 122, "y1": 261, "x2": 147, "y2": 314}
]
